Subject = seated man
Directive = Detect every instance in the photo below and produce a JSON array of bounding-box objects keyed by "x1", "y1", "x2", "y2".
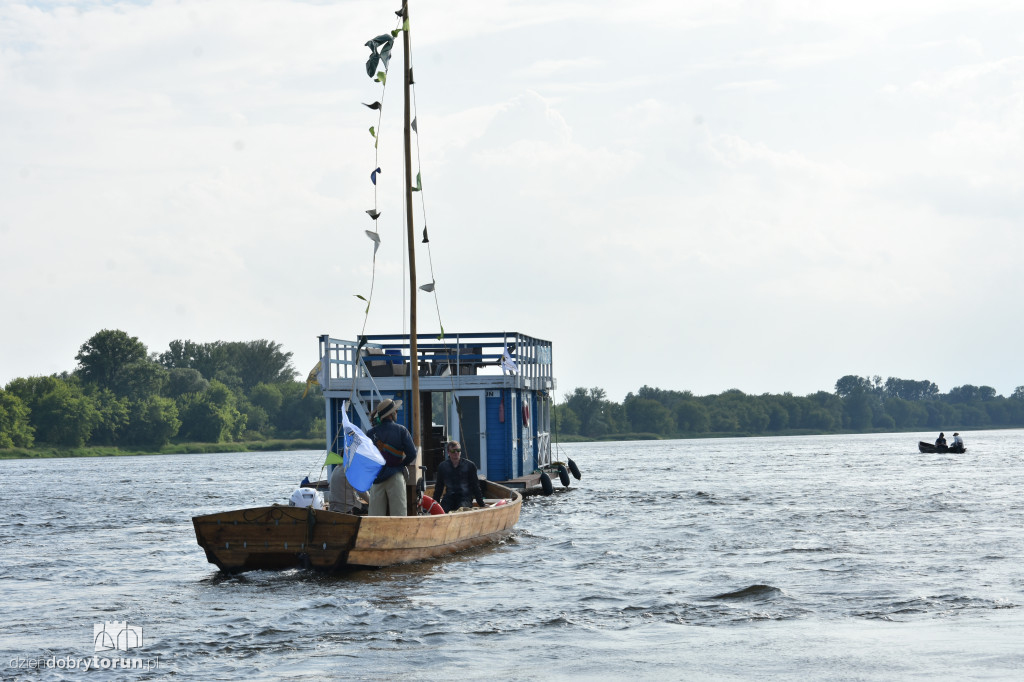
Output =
[
  {"x1": 935, "y1": 432, "x2": 947, "y2": 448},
  {"x1": 432, "y1": 440, "x2": 486, "y2": 513},
  {"x1": 328, "y1": 463, "x2": 362, "y2": 514},
  {"x1": 951, "y1": 432, "x2": 964, "y2": 450}
]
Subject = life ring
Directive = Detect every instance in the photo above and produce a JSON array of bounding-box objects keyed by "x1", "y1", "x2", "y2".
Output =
[{"x1": 419, "y1": 494, "x2": 445, "y2": 515}]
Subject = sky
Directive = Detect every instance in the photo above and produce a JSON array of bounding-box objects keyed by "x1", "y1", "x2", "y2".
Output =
[{"x1": 2, "y1": 0, "x2": 1023, "y2": 402}]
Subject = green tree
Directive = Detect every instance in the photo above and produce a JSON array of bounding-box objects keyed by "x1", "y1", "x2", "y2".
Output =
[
  {"x1": 165, "y1": 368, "x2": 210, "y2": 398},
  {"x1": 178, "y1": 380, "x2": 246, "y2": 442},
  {"x1": 6, "y1": 376, "x2": 99, "y2": 447},
  {"x1": 623, "y1": 396, "x2": 674, "y2": 434},
  {"x1": 273, "y1": 382, "x2": 322, "y2": 438},
  {"x1": 86, "y1": 388, "x2": 130, "y2": 446},
  {"x1": 564, "y1": 387, "x2": 613, "y2": 438},
  {"x1": 552, "y1": 403, "x2": 581, "y2": 435},
  {"x1": 159, "y1": 339, "x2": 296, "y2": 392},
  {"x1": 674, "y1": 400, "x2": 710, "y2": 433},
  {"x1": 74, "y1": 330, "x2": 148, "y2": 391},
  {"x1": 0, "y1": 389, "x2": 34, "y2": 448},
  {"x1": 122, "y1": 396, "x2": 181, "y2": 447}
]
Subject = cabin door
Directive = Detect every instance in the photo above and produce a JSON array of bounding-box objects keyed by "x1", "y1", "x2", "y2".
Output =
[{"x1": 452, "y1": 391, "x2": 487, "y2": 478}]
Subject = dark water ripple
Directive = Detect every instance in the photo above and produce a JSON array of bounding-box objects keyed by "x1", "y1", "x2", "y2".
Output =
[{"x1": 3, "y1": 433, "x2": 1024, "y2": 679}]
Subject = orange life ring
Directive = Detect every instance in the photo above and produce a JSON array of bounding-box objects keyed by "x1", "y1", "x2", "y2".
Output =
[{"x1": 420, "y1": 494, "x2": 445, "y2": 515}]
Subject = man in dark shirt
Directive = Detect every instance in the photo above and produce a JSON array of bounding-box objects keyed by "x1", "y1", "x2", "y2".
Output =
[
  {"x1": 366, "y1": 398, "x2": 418, "y2": 516},
  {"x1": 432, "y1": 440, "x2": 486, "y2": 512}
]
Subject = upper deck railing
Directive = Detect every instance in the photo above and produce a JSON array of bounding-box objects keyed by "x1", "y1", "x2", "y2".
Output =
[{"x1": 317, "y1": 331, "x2": 554, "y2": 393}]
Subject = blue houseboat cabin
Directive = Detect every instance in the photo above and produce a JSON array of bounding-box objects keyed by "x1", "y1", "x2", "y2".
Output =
[{"x1": 319, "y1": 331, "x2": 556, "y2": 490}]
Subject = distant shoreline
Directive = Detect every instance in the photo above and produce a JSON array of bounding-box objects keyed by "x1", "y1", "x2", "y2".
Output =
[
  {"x1": 0, "y1": 439, "x2": 324, "y2": 460},
  {"x1": 3, "y1": 427, "x2": 1016, "y2": 460}
]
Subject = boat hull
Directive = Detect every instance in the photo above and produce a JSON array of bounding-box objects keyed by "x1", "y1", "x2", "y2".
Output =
[
  {"x1": 193, "y1": 481, "x2": 521, "y2": 573},
  {"x1": 918, "y1": 441, "x2": 966, "y2": 454}
]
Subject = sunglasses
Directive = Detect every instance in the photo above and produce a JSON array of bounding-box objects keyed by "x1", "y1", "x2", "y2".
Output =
[{"x1": 449, "y1": 448, "x2": 461, "y2": 453}]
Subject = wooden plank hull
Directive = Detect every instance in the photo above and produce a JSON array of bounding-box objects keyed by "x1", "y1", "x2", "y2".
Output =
[{"x1": 193, "y1": 481, "x2": 521, "y2": 573}]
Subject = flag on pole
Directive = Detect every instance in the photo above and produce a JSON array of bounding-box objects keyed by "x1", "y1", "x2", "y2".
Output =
[
  {"x1": 340, "y1": 402, "x2": 385, "y2": 492},
  {"x1": 501, "y1": 343, "x2": 518, "y2": 375},
  {"x1": 302, "y1": 353, "x2": 330, "y2": 398}
]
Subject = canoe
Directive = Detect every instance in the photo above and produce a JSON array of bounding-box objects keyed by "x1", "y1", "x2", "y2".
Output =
[
  {"x1": 192, "y1": 480, "x2": 521, "y2": 573},
  {"x1": 921, "y1": 440, "x2": 966, "y2": 450}
]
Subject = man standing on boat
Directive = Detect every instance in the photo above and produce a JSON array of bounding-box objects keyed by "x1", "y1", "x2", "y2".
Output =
[
  {"x1": 432, "y1": 440, "x2": 486, "y2": 513},
  {"x1": 367, "y1": 399, "x2": 417, "y2": 516}
]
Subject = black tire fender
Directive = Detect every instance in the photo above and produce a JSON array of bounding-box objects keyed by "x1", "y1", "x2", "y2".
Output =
[{"x1": 539, "y1": 472, "x2": 554, "y2": 496}]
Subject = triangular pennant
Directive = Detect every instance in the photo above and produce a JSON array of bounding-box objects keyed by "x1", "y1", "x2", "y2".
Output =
[
  {"x1": 362, "y1": 101, "x2": 382, "y2": 110},
  {"x1": 421, "y1": 226, "x2": 429, "y2": 243},
  {"x1": 369, "y1": 126, "x2": 376, "y2": 138},
  {"x1": 412, "y1": 171, "x2": 421, "y2": 192},
  {"x1": 411, "y1": 117, "x2": 417, "y2": 133},
  {"x1": 365, "y1": 230, "x2": 381, "y2": 255},
  {"x1": 366, "y1": 209, "x2": 381, "y2": 220},
  {"x1": 419, "y1": 281, "x2": 435, "y2": 292},
  {"x1": 375, "y1": 71, "x2": 387, "y2": 85},
  {"x1": 371, "y1": 167, "x2": 381, "y2": 185}
]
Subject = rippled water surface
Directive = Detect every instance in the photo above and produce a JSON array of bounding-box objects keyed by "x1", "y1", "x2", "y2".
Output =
[{"x1": 3, "y1": 431, "x2": 1024, "y2": 680}]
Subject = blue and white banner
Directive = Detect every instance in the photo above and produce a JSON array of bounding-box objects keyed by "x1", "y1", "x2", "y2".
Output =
[{"x1": 341, "y1": 402, "x2": 385, "y2": 492}]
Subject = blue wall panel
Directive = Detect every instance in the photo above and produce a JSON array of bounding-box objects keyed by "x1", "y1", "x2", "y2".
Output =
[{"x1": 485, "y1": 392, "x2": 510, "y2": 481}]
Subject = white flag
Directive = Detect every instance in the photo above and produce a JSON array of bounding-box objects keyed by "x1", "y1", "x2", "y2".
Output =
[{"x1": 501, "y1": 344, "x2": 517, "y2": 375}]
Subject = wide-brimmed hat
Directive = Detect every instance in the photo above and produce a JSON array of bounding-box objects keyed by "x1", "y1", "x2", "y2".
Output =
[
  {"x1": 953, "y1": 432, "x2": 959, "y2": 436},
  {"x1": 372, "y1": 398, "x2": 402, "y2": 420}
]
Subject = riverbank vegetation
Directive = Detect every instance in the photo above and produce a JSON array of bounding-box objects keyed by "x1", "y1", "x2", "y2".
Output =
[
  {"x1": 553, "y1": 378, "x2": 1024, "y2": 440},
  {"x1": 2, "y1": 329, "x2": 1022, "y2": 458},
  {"x1": 1, "y1": 329, "x2": 324, "y2": 458}
]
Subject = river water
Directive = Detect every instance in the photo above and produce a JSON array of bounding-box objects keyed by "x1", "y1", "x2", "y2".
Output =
[{"x1": 3, "y1": 431, "x2": 1024, "y2": 680}]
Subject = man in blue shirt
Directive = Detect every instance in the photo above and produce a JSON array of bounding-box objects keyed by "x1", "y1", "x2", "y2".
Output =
[{"x1": 366, "y1": 399, "x2": 418, "y2": 516}]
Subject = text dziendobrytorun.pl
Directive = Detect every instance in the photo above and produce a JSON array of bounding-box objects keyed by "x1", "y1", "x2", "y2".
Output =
[{"x1": 8, "y1": 655, "x2": 160, "y2": 672}]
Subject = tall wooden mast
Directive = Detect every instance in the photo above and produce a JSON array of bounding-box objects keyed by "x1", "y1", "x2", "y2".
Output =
[{"x1": 402, "y1": 0, "x2": 421, "y2": 514}]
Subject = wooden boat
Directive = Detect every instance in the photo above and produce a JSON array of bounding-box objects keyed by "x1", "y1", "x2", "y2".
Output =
[
  {"x1": 193, "y1": 1, "x2": 551, "y2": 573},
  {"x1": 918, "y1": 441, "x2": 966, "y2": 454},
  {"x1": 192, "y1": 480, "x2": 520, "y2": 572}
]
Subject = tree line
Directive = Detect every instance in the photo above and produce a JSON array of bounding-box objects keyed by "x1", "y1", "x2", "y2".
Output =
[
  {"x1": 4, "y1": 332, "x2": 1022, "y2": 449},
  {"x1": 553, "y1": 376, "x2": 1024, "y2": 439},
  {"x1": 0, "y1": 329, "x2": 322, "y2": 449}
]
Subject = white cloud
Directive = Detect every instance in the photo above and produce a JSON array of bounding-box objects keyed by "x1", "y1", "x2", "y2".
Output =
[{"x1": 3, "y1": 0, "x2": 1024, "y2": 401}]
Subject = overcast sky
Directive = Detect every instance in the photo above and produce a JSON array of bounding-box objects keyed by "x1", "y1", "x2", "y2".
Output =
[{"x1": 3, "y1": 0, "x2": 1023, "y2": 402}]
